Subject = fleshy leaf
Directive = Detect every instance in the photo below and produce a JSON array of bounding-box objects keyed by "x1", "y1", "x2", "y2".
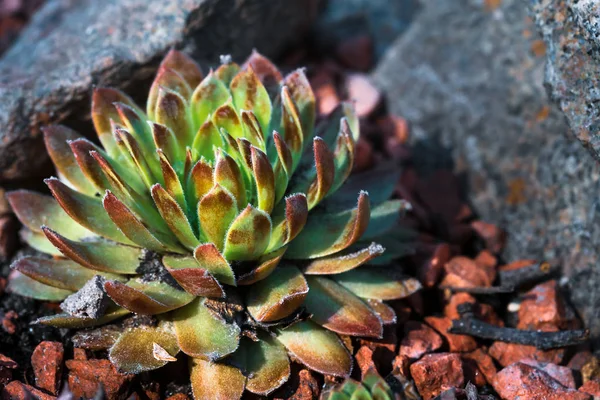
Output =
[
  {"x1": 173, "y1": 298, "x2": 240, "y2": 360},
  {"x1": 223, "y1": 205, "x2": 272, "y2": 261},
  {"x1": 306, "y1": 137, "x2": 335, "y2": 209},
  {"x1": 251, "y1": 146, "x2": 275, "y2": 213},
  {"x1": 35, "y1": 308, "x2": 130, "y2": 329},
  {"x1": 92, "y1": 88, "x2": 139, "y2": 156},
  {"x1": 151, "y1": 122, "x2": 181, "y2": 166},
  {"x1": 284, "y1": 69, "x2": 316, "y2": 144},
  {"x1": 272, "y1": 132, "x2": 293, "y2": 202},
  {"x1": 11, "y1": 257, "x2": 124, "y2": 291},
  {"x1": 8, "y1": 271, "x2": 72, "y2": 301},
  {"x1": 198, "y1": 184, "x2": 238, "y2": 250},
  {"x1": 7, "y1": 190, "x2": 93, "y2": 240},
  {"x1": 191, "y1": 71, "x2": 231, "y2": 129},
  {"x1": 329, "y1": 119, "x2": 355, "y2": 194},
  {"x1": 103, "y1": 191, "x2": 185, "y2": 254},
  {"x1": 151, "y1": 184, "x2": 199, "y2": 250},
  {"x1": 214, "y1": 149, "x2": 246, "y2": 208},
  {"x1": 213, "y1": 102, "x2": 243, "y2": 139},
  {"x1": 42, "y1": 227, "x2": 142, "y2": 274},
  {"x1": 365, "y1": 299, "x2": 397, "y2": 325},
  {"x1": 158, "y1": 149, "x2": 187, "y2": 211},
  {"x1": 361, "y1": 200, "x2": 405, "y2": 240},
  {"x1": 316, "y1": 102, "x2": 358, "y2": 149},
  {"x1": 241, "y1": 333, "x2": 290, "y2": 395},
  {"x1": 193, "y1": 243, "x2": 236, "y2": 286},
  {"x1": 46, "y1": 178, "x2": 133, "y2": 244},
  {"x1": 243, "y1": 50, "x2": 283, "y2": 94},
  {"x1": 162, "y1": 255, "x2": 225, "y2": 298},
  {"x1": 114, "y1": 128, "x2": 158, "y2": 190},
  {"x1": 323, "y1": 163, "x2": 400, "y2": 211},
  {"x1": 276, "y1": 320, "x2": 352, "y2": 377},
  {"x1": 237, "y1": 246, "x2": 286, "y2": 285},
  {"x1": 190, "y1": 358, "x2": 245, "y2": 400},
  {"x1": 230, "y1": 66, "x2": 272, "y2": 135},
  {"x1": 155, "y1": 88, "x2": 194, "y2": 147},
  {"x1": 302, "y1": 243, "x2": 385, "y2": 275},
  {"x1": 304, "y1": 276, "x2": 383, "y2": 338},
  {"x1": 187, "y1": 158, "x2": 214, "y2": 205},
  {"x1": 286, "y1": 191, "x2": 370, "y2": 259},
  {"x1": 192, "y1": 120, "x2": 222, "y2": 160},
  {"x1": 160, "y1": 49, "x2": 203, "y2": 88},
  {"x1": 43, "y1": 126, "x2": 97, "y2": 195},
  {"x1": 246, "y1": 265, "x2": 308, "y2": 322},
  {"x1": 281, "y1": 87, "x2": 304, "y2": 169},
  {"x1": 333, "y1": 269, "x2": 422, "y2": 300},
  {"x1": 104, "y1": 279, "x2": 193, "y2": 314},
  {"x1": 240, "y1": 111, "x2": 266, "y2": 150},
  {"x1": 20, "y1": 228, "x2": 62, "y2": 256},
  {"x1": 267, "y1": 193, "x2": 308, "y2": 252},
  {"x1": 215, "y1": 60, "x2": 240, "y2": 86},
  {"x1": 109, "y1": 323, "x2": 180, "y2": 373}
]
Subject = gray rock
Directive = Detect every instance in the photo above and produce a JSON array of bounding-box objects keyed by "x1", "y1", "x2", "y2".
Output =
[
  {"x1": 372, "y1": 0, "x2": 600, "y2": 340},
  {"x1": 60, "y1": 275, "x2": 109, "y2": 319},
  {"x1": 0, "y1": 0, "x2": 317, "y2": 181},
  {"x1": 531, "y1": 0, "x2": 600, "y2": 162}
]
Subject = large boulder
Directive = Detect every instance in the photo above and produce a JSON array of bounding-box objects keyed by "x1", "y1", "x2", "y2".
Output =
[
  {"x1": 0, "y1": 0, "x2": 316, "y2": 181},
  {"x1": 372, "y1": 0, "x2": 600, "y2": 341},
  {"x1": 531, "y1": 0, "x2": 600, "y2": 162}
]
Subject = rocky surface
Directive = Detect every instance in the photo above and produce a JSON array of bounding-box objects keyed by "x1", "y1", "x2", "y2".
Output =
[
  {"x1": 530, "y1": 0, "x2": 600, "y2": 162},
  {"x1": 373, "y1": 0, "x2": 600, "y2": 343},
  {"x1": 0, "y1": 0, "x2": 316, "y2": 182}
]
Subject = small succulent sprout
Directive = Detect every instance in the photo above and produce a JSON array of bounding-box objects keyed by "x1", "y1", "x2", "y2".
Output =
[
  {"x1": 322, "y1": 368, "x2": 396, "y2": 400},
  {"x1": 7, "y1": 49, "x2": 419, "y2": 398}
]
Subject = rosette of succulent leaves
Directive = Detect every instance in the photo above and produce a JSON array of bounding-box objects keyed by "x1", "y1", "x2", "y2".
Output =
[{"x1": 7, "y1": 50, "x2": 419, "y2": 399}]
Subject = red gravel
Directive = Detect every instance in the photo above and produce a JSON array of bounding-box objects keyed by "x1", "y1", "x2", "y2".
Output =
[
  {"x1": 31, "y1": 341, "x2": 63, "y2": 395},
  {"x1": 410, "y1": 353, "x2": 466, "y2": 400},
  {"x1": 492, "y1": 362, "x2": 590, "y2": 400}
]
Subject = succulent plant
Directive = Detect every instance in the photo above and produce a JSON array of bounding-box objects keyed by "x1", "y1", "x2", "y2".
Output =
[
  {"x1": 322, "y1": 368, "x2": 395, "y2": 400},
  {"x1": 7, "y1": 50, "x2": 419, "y2": 398}
]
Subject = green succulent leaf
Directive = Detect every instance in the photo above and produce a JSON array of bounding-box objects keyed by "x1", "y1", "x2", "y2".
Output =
[
  {"x1": 8, "y1": 271, "x2": 72, "y2": 301},
  {"x1": 333, "y1": 269, "x2": 422, "y2": 300},
  {"x1": 287, "y1": 191, "x2": 370, "y2": 259},
  {"x1": 304, "y1": 276, "x2": 383, "y2": 338},
  {"x1": 19, "y1": 229, "x2": 62, "y2": 256},
  {"x1": 190, "y1": 357, "x2": 245, "y2": 400},
  {"x1": 193, "y1": 243, "x2": 236, "y2": 286},
  {"x1": 172, "y1": 297, "x2": 240, "y2": 360},
  {"x1": 276, "y1": 320, "x2": 352, "y2": 377},
  {"x1": 109, "y1": 322, "x2": 180, "y2": 373},
  {"x1": 43, "y1": 126, "x2": 97, "y2": 195},
  {"x1": 246, "y1": 264, "x2": 308, "y2": 322},
  {"x1": 160, "y1": 49, "x2": 203, "y2": 89},
  {"x1": 104, "y1": 279, "x2": 194, "y2": 314},
  {"x1": 7, "y1": 190, "x2": 94, "y2": 240},
  {"x1": 151, "y1": 183, "x2": 200, "y2": 250},
  {"x1": 45, "y1": 177, "x2": 133, "y2": 245},
  {"x1": 162, "y1": 255, "x2": 225, "y2": 298},
  {"x1": 365, "y1": 299, "x2": 397, "y2": 325},
  {"x1": 223, "y1": 205, "x2": 272, "y2": 261},
  {"x1": 236, "y1": 333, "x2": 290, "y2": 395},
  {"x1": 302, "y1": 243, "x2": 385, "y2": 275},
  {"x1": 42, "y1": 227, "x2": 143, "y2": 274},
  {"x1": 11, "y1": 257, "x2": 125, "y2": 291},
  {"x1": 35, "y1": 308, "x2": 131, "y2": 329},
  {"x1": 236, "y1": 246, "x2": 286, "y2": 285},
  {"x1": 92, "y1": 87, "x2": 140, "y2": 157},
  {"x1": 198, "y1": 184, "x2": 238, "y2": 250}
]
